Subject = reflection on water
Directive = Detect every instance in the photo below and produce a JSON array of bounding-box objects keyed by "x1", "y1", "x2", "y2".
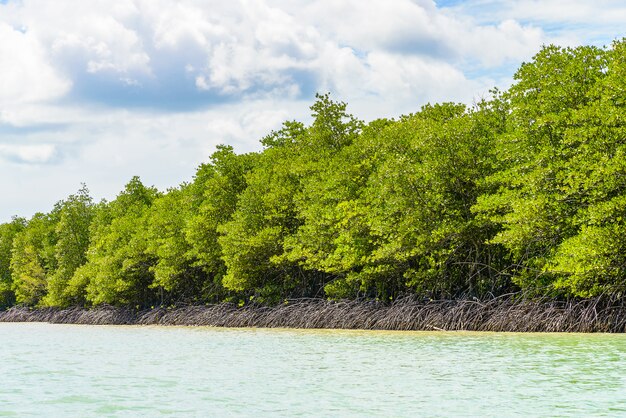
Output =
[{"x1": 1, "y1": 324, "x2": 625, "y2": 417}]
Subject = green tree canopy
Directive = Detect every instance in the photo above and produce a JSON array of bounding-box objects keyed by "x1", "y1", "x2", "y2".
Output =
[
  {"x1": 73, "y1": 177, "x2": 159, "y2": 307},
  {"x1": 0, "y1": 217, "x2": 26, "y2": 307},
  {"x1": 10, "y1": 211, "x2": 59, "y2": 306},
  {"x1": 43, "y1": 185, "x2": 95, "y2": 307}
]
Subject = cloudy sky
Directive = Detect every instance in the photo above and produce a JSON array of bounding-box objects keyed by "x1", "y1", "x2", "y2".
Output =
[{"x1": 1, "y1": 0, "x2": 624, "y2": 222}]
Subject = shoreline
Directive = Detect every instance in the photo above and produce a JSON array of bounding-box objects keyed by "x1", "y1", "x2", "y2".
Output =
[{"x1": 2, "y1": 297, "x2": 626, "y2": 332}]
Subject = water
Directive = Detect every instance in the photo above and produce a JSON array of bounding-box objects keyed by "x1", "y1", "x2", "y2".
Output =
[{"x1": 1, "y1": 324, "x2": 626, "y2": 417}]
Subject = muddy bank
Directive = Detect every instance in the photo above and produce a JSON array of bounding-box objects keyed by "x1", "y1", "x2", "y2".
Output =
[{"x1": 2, "y1": 296, "x2": 626, "y2": 332}]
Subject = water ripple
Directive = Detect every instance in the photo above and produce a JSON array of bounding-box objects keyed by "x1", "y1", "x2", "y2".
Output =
[{"x1": 0, "y1": 324, "x2": 625, "y2": 417}]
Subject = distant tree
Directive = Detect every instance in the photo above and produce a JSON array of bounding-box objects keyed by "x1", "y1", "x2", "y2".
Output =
[
  {"x1": 74, "y1": 177, "x2": 159, "y2": 307},
  {"x1": 285, "y1": 102, "x2": 508, "y2": 300},
  {"x1": 0, "y1": 217, "x2": 26, "y2": 307},
  {"x1": 183, "y1": 145, "x2": 259, "y2": 302},
  {"x1": 219, "y1": 94, "x2": 362, "y2": 302},
  {"x1": 43, "y1": 185, "x2": 95, "y2": 307},
  {"x1": 11, "y1": 212, "x2": 59, "y2": 306}
]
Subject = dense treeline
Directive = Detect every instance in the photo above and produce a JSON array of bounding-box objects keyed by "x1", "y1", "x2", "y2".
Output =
[{"x1": 1, "y1": 40, "x2": 625, "y2": 309}]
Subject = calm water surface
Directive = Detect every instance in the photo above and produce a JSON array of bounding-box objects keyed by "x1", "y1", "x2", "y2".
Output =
[{"x1": 1, "y1": 323, "x2": 625, "y2": 417}]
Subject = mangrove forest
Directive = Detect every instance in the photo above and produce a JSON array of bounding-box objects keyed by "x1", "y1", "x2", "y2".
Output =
[{"x1": 1, "y1": 40, "x2": 626, "y2": 315}]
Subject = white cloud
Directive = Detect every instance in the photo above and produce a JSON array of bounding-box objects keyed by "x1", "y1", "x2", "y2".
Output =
[
  {"x1": 293, "y1": 0, "x2": 546, "y2": 67},
  {"x1": 445, "y1": 0, "x2": 626, "y2": 46},
  {"x1": 8, "y1": 1, "x2": 151, "y2": 77},
  {"x1": 0, "y1": 23, "x2": 70, "y2": 105},
  {"x1": 0, "y1": 144, "x2": 57, "y2": 164},
  {"x1": 503, "y1": 0, "x2": 626, "y2": 25},
  {"x1": 0, "y1": 0, "x2": 549, "y2": 105},
  {"x1": 455, "y1": 19, "x2": 544, "y2": 67},
  {"x1": 0, "y1": 0, "x2": 624, "y2": 221},
  {"x1": 0, "y1": 98, "x2": 306, "y2": 221},
  {"x1": 146, "y1": 1, "x2": 221, "y2": 49}
]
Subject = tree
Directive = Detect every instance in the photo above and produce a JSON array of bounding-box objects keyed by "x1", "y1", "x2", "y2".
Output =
[
  {"x1": 184, "y1": 145, "x2": 259, "y2": 302},
  {"x1": 546, "y1": 39, "x2": 626, "y2": 296},
  {"x1": 10, "y1": 212, "x2": 59, "y2": 306},
  {"x1": 219, "y1": 94, "x2": 362, "y2": 302},
  {"x1": 473, "y1": 41, "x2": 622, "y2": 296},
  {"x1": 0, "y1": 217, "x2": 26, "y2": 307},
  {"x1": 74, "y1": 177, "x2": 159, "y2": 306},
  {"x1": 43, "y1": 185, "x2": 95, "y2": 307},
  {"x1": 293, "y1": 102, "x2": 507, "y2": 300}
]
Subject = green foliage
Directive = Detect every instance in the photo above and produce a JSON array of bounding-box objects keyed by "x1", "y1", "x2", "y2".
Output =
[
  {"x1": 76, "y1": 177, "x2": 160, "y2": 307},
  {"x1": 284, "y1": 102, "x2": 510, "y2": 299},
  {"x1": 475, "y1": 39, "x2": 626, "y2": 296},
  {"x1": 43, "y1": 185, "x2": 95, "y2": 307},
  {"x1": 0, "y1": 217, "x2": 26, "y2": 307},
  {"x1": 185, "y1": 145, "x2": 259, "y2": 301},
  {"x1": 218, "y1": 139, "x2": 307, "y2": 299},
  {"x1": 280, "y1": 118, "x2": 393, "y2": 298},
  {"x1": 219, "y1": 93, "x2": 362, "y2": 302},
  {"x1": 145, "y1": 186, "x2": 195, "y2": 299},
  {"x1": 2, "y1": 40, "x2": 626, "y2": 307},
  {"x1": 10, "y1": 212, "x2": 59, "y2": 306},
  {"x1": 546, "y1": 40, "x2": 626, "y2": 296}
]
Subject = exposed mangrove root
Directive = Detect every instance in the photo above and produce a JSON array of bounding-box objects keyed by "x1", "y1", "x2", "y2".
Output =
[{"x1": 2, "y1": 295, "x2": 626, "y2": 332}]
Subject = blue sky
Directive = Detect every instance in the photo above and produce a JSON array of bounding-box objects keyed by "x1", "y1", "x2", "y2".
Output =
[{"x1": 0, "y1": 0, "x2": 624, "y2": 222}]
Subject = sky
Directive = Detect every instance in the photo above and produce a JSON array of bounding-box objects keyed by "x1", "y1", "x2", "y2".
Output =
[{"x1": 0, "y1": 0, "x2": 624, "y2": 222}]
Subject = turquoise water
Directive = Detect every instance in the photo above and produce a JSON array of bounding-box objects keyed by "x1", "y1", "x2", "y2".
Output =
[{"x1": 1, "y1": 324, "x2": 626, "y2": 417}]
